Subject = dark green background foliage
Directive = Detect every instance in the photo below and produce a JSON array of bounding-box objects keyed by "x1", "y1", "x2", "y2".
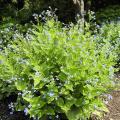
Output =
[
  {"x1": 0, "y1": 0, "x2": 80, "y2": 23},
  {"x1": 91, "y1": 0, "x2": 120, "y2": 11},
  {"x1": 96, "y1": 5, "x2": 120, "y2": 23},
  {"x1": 0, "y1": 0, "x2": 120, "y2": 23}
]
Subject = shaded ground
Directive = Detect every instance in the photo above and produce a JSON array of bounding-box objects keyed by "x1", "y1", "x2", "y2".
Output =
[
  {"x1": 104, "y1": 91, "x2": 120, "y2": 120},
  {"x1": 0, "y1": 102, "x2": 31, "y2": 120},
  {"x1": 103, "y1": 74, "x2": 120, "y2": 120},
  {"x1": 0, "y1": 94, "x2": 31, "y2": 120}
]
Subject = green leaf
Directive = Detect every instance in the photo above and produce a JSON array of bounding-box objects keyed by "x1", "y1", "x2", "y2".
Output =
[{"x1": 15, "y1": 81, "x2": 27, "y2": 91}]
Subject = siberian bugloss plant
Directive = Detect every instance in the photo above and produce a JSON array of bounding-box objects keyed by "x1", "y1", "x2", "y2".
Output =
[
  {"x1": 97, "y1": 22, "x2": 120, "y2": 68},
  {"x1": 0, "y1": 17, "x2": 33, "y2": 99},
  {"x1": 0, "y1": 19, "x2": 117, "y2": 120}
]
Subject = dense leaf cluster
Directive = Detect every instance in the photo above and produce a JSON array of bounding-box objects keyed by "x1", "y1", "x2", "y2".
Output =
[{"x1": 0, "y1": 19, "x2": 118, "y2": 120}]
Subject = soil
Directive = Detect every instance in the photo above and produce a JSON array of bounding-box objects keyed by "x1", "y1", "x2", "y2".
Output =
[
  {"x1": 103, "y1": 91, "x2": 120, "y2": 120},
  {"x1": 0, "y1": 94, "x2": 32, "y2": 120},
  {"x1": 103, "y1": 74, "x2": 120, "y2": 120},
  {"x1": 0, "y1": 102, "x2": 31, "y2": 120}
]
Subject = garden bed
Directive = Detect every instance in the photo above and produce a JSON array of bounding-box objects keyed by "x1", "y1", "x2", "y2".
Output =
[
  {"x1": 0, "y1": 75, "x2": 120, "y2": 120},
  {"x1": 0, "y1": 91, "x2": 120, "y2": 120}
]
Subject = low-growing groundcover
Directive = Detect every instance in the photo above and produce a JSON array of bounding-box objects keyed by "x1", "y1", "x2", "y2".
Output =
[{"x1": 0, "y1": 19, "x2": 118, "y2": 120}]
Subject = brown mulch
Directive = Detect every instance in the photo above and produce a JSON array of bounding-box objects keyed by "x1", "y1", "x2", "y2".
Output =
[
  {"x1": 103, "y1": 91, "x2": 120, "y2": 120},
  {"x1": 103, "y1": 74, "x2": 120, "y2": 120}
]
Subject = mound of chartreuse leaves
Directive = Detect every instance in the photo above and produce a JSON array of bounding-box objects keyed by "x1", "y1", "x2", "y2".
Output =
[{"x1": 0, "y1": 19, "x2": 119, "y2": 120}]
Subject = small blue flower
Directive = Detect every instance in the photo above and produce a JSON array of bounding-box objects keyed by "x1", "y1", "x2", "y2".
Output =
[
  {"x1": 56, "y1": 115, "x2": 59, "y2": 118},
  {"x1": 35, "y1": 71, "x2": 40, "y2": 76},
  {"x1": 108, "y1": 94, "x2": 113, "y2": 100},
  {"x1": 49, "y1": 116, "x2": 52, "y2": 119},
  {"x1": 48, "y1": 91, "x2": 54, "y2": 97},
  {"x1": 10, "y1": 112, "x2": 13, "y2": 115},
  {"x1": 18, "y1": 92, "x2": 22, "y2": 96},
  {"x1": 24, "y1": 108, "x2": 28, "y2": 115},
  {"x1": 0, "y1": 60, "x2": 3, "y2": 64}
]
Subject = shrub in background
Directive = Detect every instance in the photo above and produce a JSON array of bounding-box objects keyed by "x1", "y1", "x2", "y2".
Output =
[
  {"x1": 0, "y1": 0, "x2": 82, "y2": 23},
  {"x1": 96, "y1": 5, "x2": 120, "y2": 23},
  {"x1": 0, "y1": 17, "x2": 19, "y2": 99},
  {"x1": 0, "y1": 17, "x2": 32, "y2": 50},
  {"x1": 97, "y1": 22, "x2": 120, "y2": 68},
  {"x1": 0, "y1": 17, "x2": 33, "y2": 100},
  {"x1": 0, "y1": 19, "x2": 117, "y2": 120}
]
